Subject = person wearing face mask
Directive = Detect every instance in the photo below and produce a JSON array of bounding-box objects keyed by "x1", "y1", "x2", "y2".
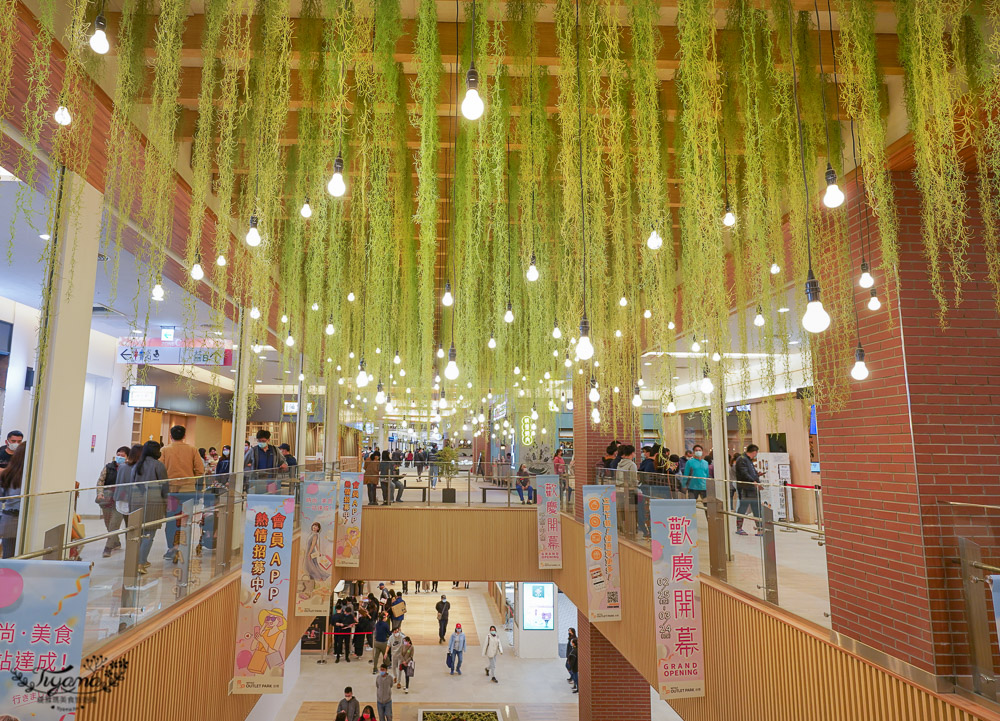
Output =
[
  {"x1": 360, "y1": 705, "x2": 377, "y2": 721},
  {"x1": 733, "y1": 444, "x2": 764, "y2": 536},
  {"x1": 447, "y1": 623, "x2": 467, "y2": 675},
  {"x1": 683, "y1": 444, "x2": 710, "y2": 501},
  {"x1": 0, "y1": 431, "x2": 23, "y2": 470},
  {"x1": 96, "y1": 446, "x2": 131, "y2": 557},
  {"x1": 0, "y1": 441, "x2": 26, "y2": 558},
  {"x1": 337, "y1": 686, "x2": 360, "y2": 721},
  {"x1": 375, "y1": 664, "x2": 392, "y2": 721},
  {"x1": 386, "y1": 626, "x2": 405, "y2": 683},
  {"x1": 244, "y1": 430, "x2": 287, "y2": 493},
  {"x1": 396, "y1": 636, "x2": 414, "y2": 692},
  {"x1": 215, "y1": 445, "x2": 232, "y2": 476},
  {"x1": 482, "y1": 625, "x2": 503, "y2": 683}
]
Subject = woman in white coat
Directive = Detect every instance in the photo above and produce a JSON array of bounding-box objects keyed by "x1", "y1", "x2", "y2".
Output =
[{"x1": 482, "y1": 625, "x2": 503, "y2": 683}]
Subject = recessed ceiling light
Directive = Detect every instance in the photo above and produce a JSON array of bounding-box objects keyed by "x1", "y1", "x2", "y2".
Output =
[
  {"x1": 673, "y1": 376, "x2": 680, "y2": 380},
  {"x1": 643, "y1": 362, "x2": 652, "y2": 366},
  {"x1": 255, "y1": 379, "x2": 262, "y2": 383},
  {"x1": 777, "y1": 307, "x2": 790, "y2": 313},
  {"x1": 284, "y1": 370, "x2": 291, "y2": 374},
  {"x1": 39, "y1": 233, "x2": 50, "y2": 240},
  {"x1": 789, "y1": 340, "x2": 800, "y2": 345},
  {"x1": 131, "y1": 329, "x2": 144, "y2": 335}
]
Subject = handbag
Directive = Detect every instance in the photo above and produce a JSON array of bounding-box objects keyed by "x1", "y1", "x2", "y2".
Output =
[
  {"x1": 406, "y1": 660, "x2": 414, "y2": 678},
  {"x1": 266, "y1": 651, "x2": 284, "y2": 668},
  {"x1": 436, "y1": 612, "x2": 442, "y2": 621},
  {"x1": 445, "y1": 651, "x2": 453, "y2": 670}
]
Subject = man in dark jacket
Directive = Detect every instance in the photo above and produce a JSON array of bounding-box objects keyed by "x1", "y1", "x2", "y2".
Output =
[
  {"x1": 733, "y1": 444, "x2": 763, "y2": 536},
  {"x1": 244, "y1": 430, "x2": 287, "y2": 492},
  {"x1": 435, "y1": 594, "x2": 451, "y2": 644},
  {"x1": 331, "y1": 601, "x2": 351, "y2": 663}
]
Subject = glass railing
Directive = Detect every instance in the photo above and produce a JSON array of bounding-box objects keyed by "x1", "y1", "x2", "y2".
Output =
[
  {"x1": 938, "y1": 501, "x2": 1000, "y2": 706},
  {"x1": 4, "y1": 463, "x2": 331, "y2": 652},
  {"x1": 595, "y1": 465, "x2": 830, "y2": 629}
]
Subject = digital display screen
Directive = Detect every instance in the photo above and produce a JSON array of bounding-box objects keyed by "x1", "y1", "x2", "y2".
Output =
[
  {"x1": 809, "y1": 404, "x2": 818, "y2": 435},
  {"x1": 521, "y1": 582, "x2": 554, "y2": 631},
  {"x1": 127, "y1": 385, "x2": 157, "y2": 408}
]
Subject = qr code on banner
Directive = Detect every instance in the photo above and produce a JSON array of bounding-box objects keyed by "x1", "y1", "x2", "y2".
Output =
[{"x1": 607, "y1": 591, "x2": 619, "y2": 604}]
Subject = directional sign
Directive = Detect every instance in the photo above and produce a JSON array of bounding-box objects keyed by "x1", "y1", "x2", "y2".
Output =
[{"x1": 116, "y1": 345, "x2": 233, "y2": 366}]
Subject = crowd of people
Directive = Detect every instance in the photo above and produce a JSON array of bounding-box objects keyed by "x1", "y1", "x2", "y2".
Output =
[{"x1": 327, "y1": 582, "x2": 507, "y2": 721}]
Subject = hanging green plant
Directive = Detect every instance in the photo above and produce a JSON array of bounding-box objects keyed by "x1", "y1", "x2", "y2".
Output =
[{"x1": 971, "y1": 2, "x2": 1000, "y2": 312}]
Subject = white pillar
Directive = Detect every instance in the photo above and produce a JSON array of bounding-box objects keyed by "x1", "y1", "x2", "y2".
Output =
[
  {"x1": 22, "y1": 170, "x2": 102, "y2": 551},
  {"x1": 230, "y1": 310, "x2": 253, "y2": 464},
  {"x1": 295, "y1": 352, "x2": 307, "y2": 465},
  {"x1": 323, "y1": 380, "x2": 339, "y2": 465}
]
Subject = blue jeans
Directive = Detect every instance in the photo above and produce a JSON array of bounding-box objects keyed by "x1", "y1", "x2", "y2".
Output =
[
  {"x1": 736, "y1": 495, "x2": 762, "y2": 530},
  {"x1": 570, "y1": 670, "x2": 578, "y2": 688},
  {"x1": 165, "y1": 492, "x2": 198, "y2": 551},
  {"x1": 138, "y1": 530, "x2": 156, "y2": 565},
  {"x1": 377, "y1": 700, "x2": 392, "y2": 721},
  {"x1": 450, "y1": 650, "x2": 463, "y2": 673},
  {"x1": 515, "y1": 485, "x2": 535, "y2": 503},
  {"x1": 429, "y1": 465, "x2": 439, "y2": 488}
]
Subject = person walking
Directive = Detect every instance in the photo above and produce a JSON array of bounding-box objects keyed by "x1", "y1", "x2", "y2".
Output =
[
  {"x1": 386, "y1": 627, "x2": 405, "y2": 685},
  {"x1": 567, "y1": 637, "x2": 579, "y2": 692},
  {"x1": 129, "y1": 441, "x2": 169, "y2": 573},
  {"x1": 360, "y1": 705, "x2": 376, "y2": 721},
  {"x1": 388, "y1": 591, "x2": 406, "y2": 630},
  {"x1": 354, "y1": 604, "x2": 373, "y2": 660},
  {"x1": 565, "y1": 627, "x2": 577, "y2": 683},
  {"x1": 435, "y1": 594, "x2": 451, "y2": 644},
  {"x1": 482, "y1": 625, "x2": 503, "y2": 683},
  {"x1": 372, "y1": 612, "x2": 391, "y2": 674},
  {"x1": 0, "y1": 442, "x2": 26, "y2": 558},
  {"x1": 447, "y1": 623, "x2": 467, "y2": 675},
  {"x1": 683, "y1": 444, "x2": 710, "y2": 501},
  {"x1": 244, "y1": 430, "x2": 288, "y2": 492},
  {"x1": 375, "y1": 664, "x2": 393, "y2": 721},
  {"x1": 396, "y1": 636, "x2": 414, "y2": 693},
  {"x1": 0, "y1": 430, "x2": 23, "y2": 469},
  {"x1": 160, "y1": 425, "x2": 204, "y2": 561},
  {"x1": 337, "y1": 687, "x2": 360, "y2": 721},
  {"x1": 415, "y1": 448, "x2": 426, "y2": 480},
  {"x1": 733, "y1": 444, "x2": 764, "y2": 536},
  {"x1": 97, "y1": 445, "x2": 130, "y2": 557}
]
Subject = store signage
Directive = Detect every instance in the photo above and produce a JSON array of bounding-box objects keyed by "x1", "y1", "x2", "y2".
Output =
[
  {"x1": 160, "y1": 326, "x2": 175, "y2": 342},
  {"x1": 127, "y1": 384, "x2": 158, "y2": 408},
  {"x1": 295, "y1": 475, "x2": 336, "y2": 616},
  {"x1": 282, "y1": 401, "x2": 314, "y2": 415},
  {"x1": 492, "y1": 401, "x2": 507, "y2": 420},
  {"x1": 725, "y1": 404, "x2": 751, "y2": 413},
  {"x1": 536, "y1": 475, "x2": 562, "y2": 569},
  {"x1": 232, "y1": 495, "x2": 295, "y2": 694},
  {"x1": 116, "y1": 344, "x2": 233, "y2": 366},
  {"x1": 755, "y1": 452, "x2": 793, "y2": 521},
  {"x1": 582, "y1": 485, "x2": 622, "y2": 621},
  {"x1": 520, "y1": 415, "x2": 535, "y2": 446},
  {"x1": 650, "y1": 498, "x2": 705, "y2": 699},
  {"x1": 335, "y1": 472, "x2": 363, "y2": 567},
  {"x1": 0, "y1": 560, "x2": 92, "y2": 720},
  {"x1": 522, "y1": 583, "x2": 555, "y2": 630}
]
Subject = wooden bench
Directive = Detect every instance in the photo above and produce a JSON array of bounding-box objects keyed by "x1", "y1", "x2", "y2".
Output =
[
  {"x1": 400, "y1": 480, "x2": 428, "y2": 502},
  {"x1": 481, "y1": 486, "x2": 514, "y2": 504}
]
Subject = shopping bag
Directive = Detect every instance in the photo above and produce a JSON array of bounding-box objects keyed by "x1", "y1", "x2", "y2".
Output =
[{"x1": 446, "y1": 651, "x2": 453, "y2": 670}]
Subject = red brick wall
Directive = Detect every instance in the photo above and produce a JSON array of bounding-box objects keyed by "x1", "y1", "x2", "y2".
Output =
[
  {"x1": 577, "y1": 610, "x2": 652, "y2": 721},
  {"x1": 817, "y1": 172, "x2": 1000, "y2": 674}
]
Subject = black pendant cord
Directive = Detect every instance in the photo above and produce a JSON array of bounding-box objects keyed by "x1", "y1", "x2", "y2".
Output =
[
  {"x1": 575, "y1": 0, "x2": 587, "y2": 317},
  {"x1": 449, "y1": 0, "x2": 460, "y2": 346},
  {"x1": 721, "y1": 131, "x2": 730, "y2": 207},
  {"x1": 506, "y1": 134, "x2": 512, "y2": 306},
  {"x1": 812, "y1": 0, "x2": 834, "y2": 164},
  {"x1": 470, "y1": 0, "x2": 477, "y2": 68},
  {"x1": 786, "y1": 0, "x2": 815, "y2": 273}
]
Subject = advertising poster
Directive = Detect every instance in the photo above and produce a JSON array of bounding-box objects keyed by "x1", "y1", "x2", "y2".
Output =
[
  {"x1": 0, "y1": 560, "x2": 92, "y2": 719},
  {"x1": 521, "y1": 582, "x2": 555, "y2": 630},
  {"x1": 536, "y1": 474, "x2": 563, "y2": 569},
  {"x1": 583, "y1": 485, "x2": 622, "y2": 621},
  {"x1": 754, "y1": 452, "x2": 793, "y2": 521},
  {"x1": 335, "y1": 471, "x2": 363, "y2": 567},
  {"x1": 295, "y1": 475, "x2": 336, "y2": 615},
  {"x1": 300, "y1": 616, "x2": 327, "y2": 652},
  {"x1": 232, "y1": 494, "x2": 295, "y2": 694},
  {"x1": 650, "y1": 498, "x2": 705, "y2": 699}
]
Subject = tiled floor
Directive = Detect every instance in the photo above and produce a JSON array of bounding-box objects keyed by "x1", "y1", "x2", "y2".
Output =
[{"x1": 275, "y1": 583, "x2": 682, "y2": 721}]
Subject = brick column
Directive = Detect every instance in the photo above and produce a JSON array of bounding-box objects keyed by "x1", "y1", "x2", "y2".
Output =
[
  {"x1": 817, "y1": 171, "x2": 1000, "y2": 675},
  {"x1": 577, "y1": 610, "x2": 651, "y2": 721}
]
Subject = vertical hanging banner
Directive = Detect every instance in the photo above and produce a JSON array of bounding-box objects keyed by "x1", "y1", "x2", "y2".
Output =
[
  {"x1": 335, "y1": 471, "x2": 363, "y2": 567},
  {"x1": 583, "y1": 485, "x2": 622, "y2": 621},
  {"x1": 295, "y1": 474, "x2": 336, "y2": 615},
  {"x1": 0, "y1": 560, "x2": 92, "y2": 719},
  {"x1": 232, "y1": 494, "x2": 295, "y2": 694},
  {"x1": 536, "y1": 474, "x2": 563, "y2": 569},
  {"x1": 650, "y1": 498, "x2": 705, "y2": 699}
]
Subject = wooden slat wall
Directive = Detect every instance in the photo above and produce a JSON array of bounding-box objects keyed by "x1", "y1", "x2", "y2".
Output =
[{"x1": 77, "y1": 536, "x2": 313, "y2": 721}]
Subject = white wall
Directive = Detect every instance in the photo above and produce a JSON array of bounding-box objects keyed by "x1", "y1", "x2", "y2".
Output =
[
  {"x1": 0, "y1": 298, "x2": 39, "y2": 436},
  {"x1": 245, "y1": 645, "x2": 301, "y2": 721}
]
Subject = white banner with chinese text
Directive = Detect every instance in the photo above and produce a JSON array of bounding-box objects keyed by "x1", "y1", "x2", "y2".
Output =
[{"x1": 535, "y1": 474, "x2": 562, "y2": 569}]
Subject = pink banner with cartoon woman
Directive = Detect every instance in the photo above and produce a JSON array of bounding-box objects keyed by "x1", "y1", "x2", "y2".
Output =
[
  {"x1": 295, "y1": 474, "x2": 336, "y2": 616},
  {"x1": 335, "y1": 472, "x2": 363, "y2": 567},
  {"x1": 232, "y1": 494, "x2": 295, "y2": 694}
]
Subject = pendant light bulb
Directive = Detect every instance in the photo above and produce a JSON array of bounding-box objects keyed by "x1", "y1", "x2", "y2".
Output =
[
  {"x1": 867, "y1": 288, "x2": 882, "y2": 311},
  {"x1": 591, "y1": 407, "x2": 600, "y2": 425},
  {"x1": 151, "y1": 283, "x2": 165, "y2": 301},
  {"x1": 89, "y1": 14, "x2": 110, "y2": 54},
  {"x1": 646, "y1": 228, "x2": 663, "y2": 250},
  {"x1": 552, "y1": 322, "x2": 562, "y2": 340},
  {"x1": 487, "y1": 336, "x2": 496, "y2": 349},
  {"x1": 347, "y1": 291, "x2": 355, "y2": 302},
  {"x1": 442, "y1": 282, "x2": 454, "y2": 307},
  {"x1": 444, "y1": 343, "x2": 460, "y2": 380},
  {"x1": 770, "y1": 262, "x2": 781, "y2": 275},
  {"x1": 300, "y1": 198, "x2": 312, "y2": 219},
  {"x1": 190, "y1": 256, "x2": 204, "y2": 281},
  {"x1": 531, "y1": 406, "x2": 539, "y2": 421},
  {"x1": 328, "y1": 154, "x2": 347, "y2": 197},
  {"x1": 822, "y1": 164, "x2": 845, "y2": 209},
  {"x1": 666, "y1": 397, "x2": 676, "y2": 414},
  {"x1": 281, "y1": 313, "x2": 289, "y2": 324},
  {"x1": 712, "y1": 351, "x2": 722, "y2": 362},
  {"x1": 722, "y1": 204, "x2": 737, "y2": 228},
  {"x1": 802, "y1": 271, "x2": 831, "y2": 334},
  {"x1": 311, "y1": 302, "x2": 319, "y2": 311},
  {"x1": 375, "y1": 382, "x2": 386, "y2": 406},
  {"x1": 564, "y1": 352, "x2": 572, "y2": 368},
  {"x1": 436, "y1": 344, "x2": 445, "y2": 359},
  {"x1": 249, "y1": 306, "x2": 261, "y2": 319},
  {"x1": 356, "y1": 359, "x2": 369, "y2": 388},
  {"x1": 526, "y1": 253, "x2": 539, "y2": 282},
  {"x1": 53, "y1": 105, "x2": 72, "y2": 126},
  {"x1": 667, "y1": 321, "x2": 675, "y2": 330},
  {"x1": 691, "y1": 339, "x2": 701, "y2": 353},
  {"x1": 298, "y1": 372, "x2": 305, "y2": 382},
  {"x1": 631, "y1": 385, "x2": 642, "y2": 408},
  {"x1": 216, "y1": 254, "x2": 227, "y2": 267},
  {"x1": 393, "y1": 351, "x2": 401, "y2": 365},
  {"x1": 462, "y1": 64, "x2": 485, "y2": 120},
  {"x1": 700, "y1": 367, "x2": 714, "y2": 395},
  {"x1": 850, "y1": 345, "x2": 870, "y2": 381},
  {"x1": 504, "y1": 302, "x2": 514, "y2": 324},
  {"x1": 325, "y1": 322, "x2": 335, "y2": 336},
  {"x1": 859, "y1": 260, "x2": 875, "y2": 289},
  {"x1": 285, "y1": 333, "x2": 295, "y2": 347},
  {"x1": 753, "y1": 306, "x2": 766, "y2": 327},
  {"x1": 643, "y1": 309, "x2": 652, "y2": 319},
  {"x1": 619, "y1": 296, "x2": 628, "y2": 307},
  {"x1": 566, "y1": 396, "x2": 574, "y2": 410},
  {"x1": 588, "y1": 378, "x2": 600, "y2": 404},
  {"x1": 576, "y1": 314, "x2": 594, "y2": 360},
  {"x1": 245, "y1": 216, "x2": 262, "y2": 247}
]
